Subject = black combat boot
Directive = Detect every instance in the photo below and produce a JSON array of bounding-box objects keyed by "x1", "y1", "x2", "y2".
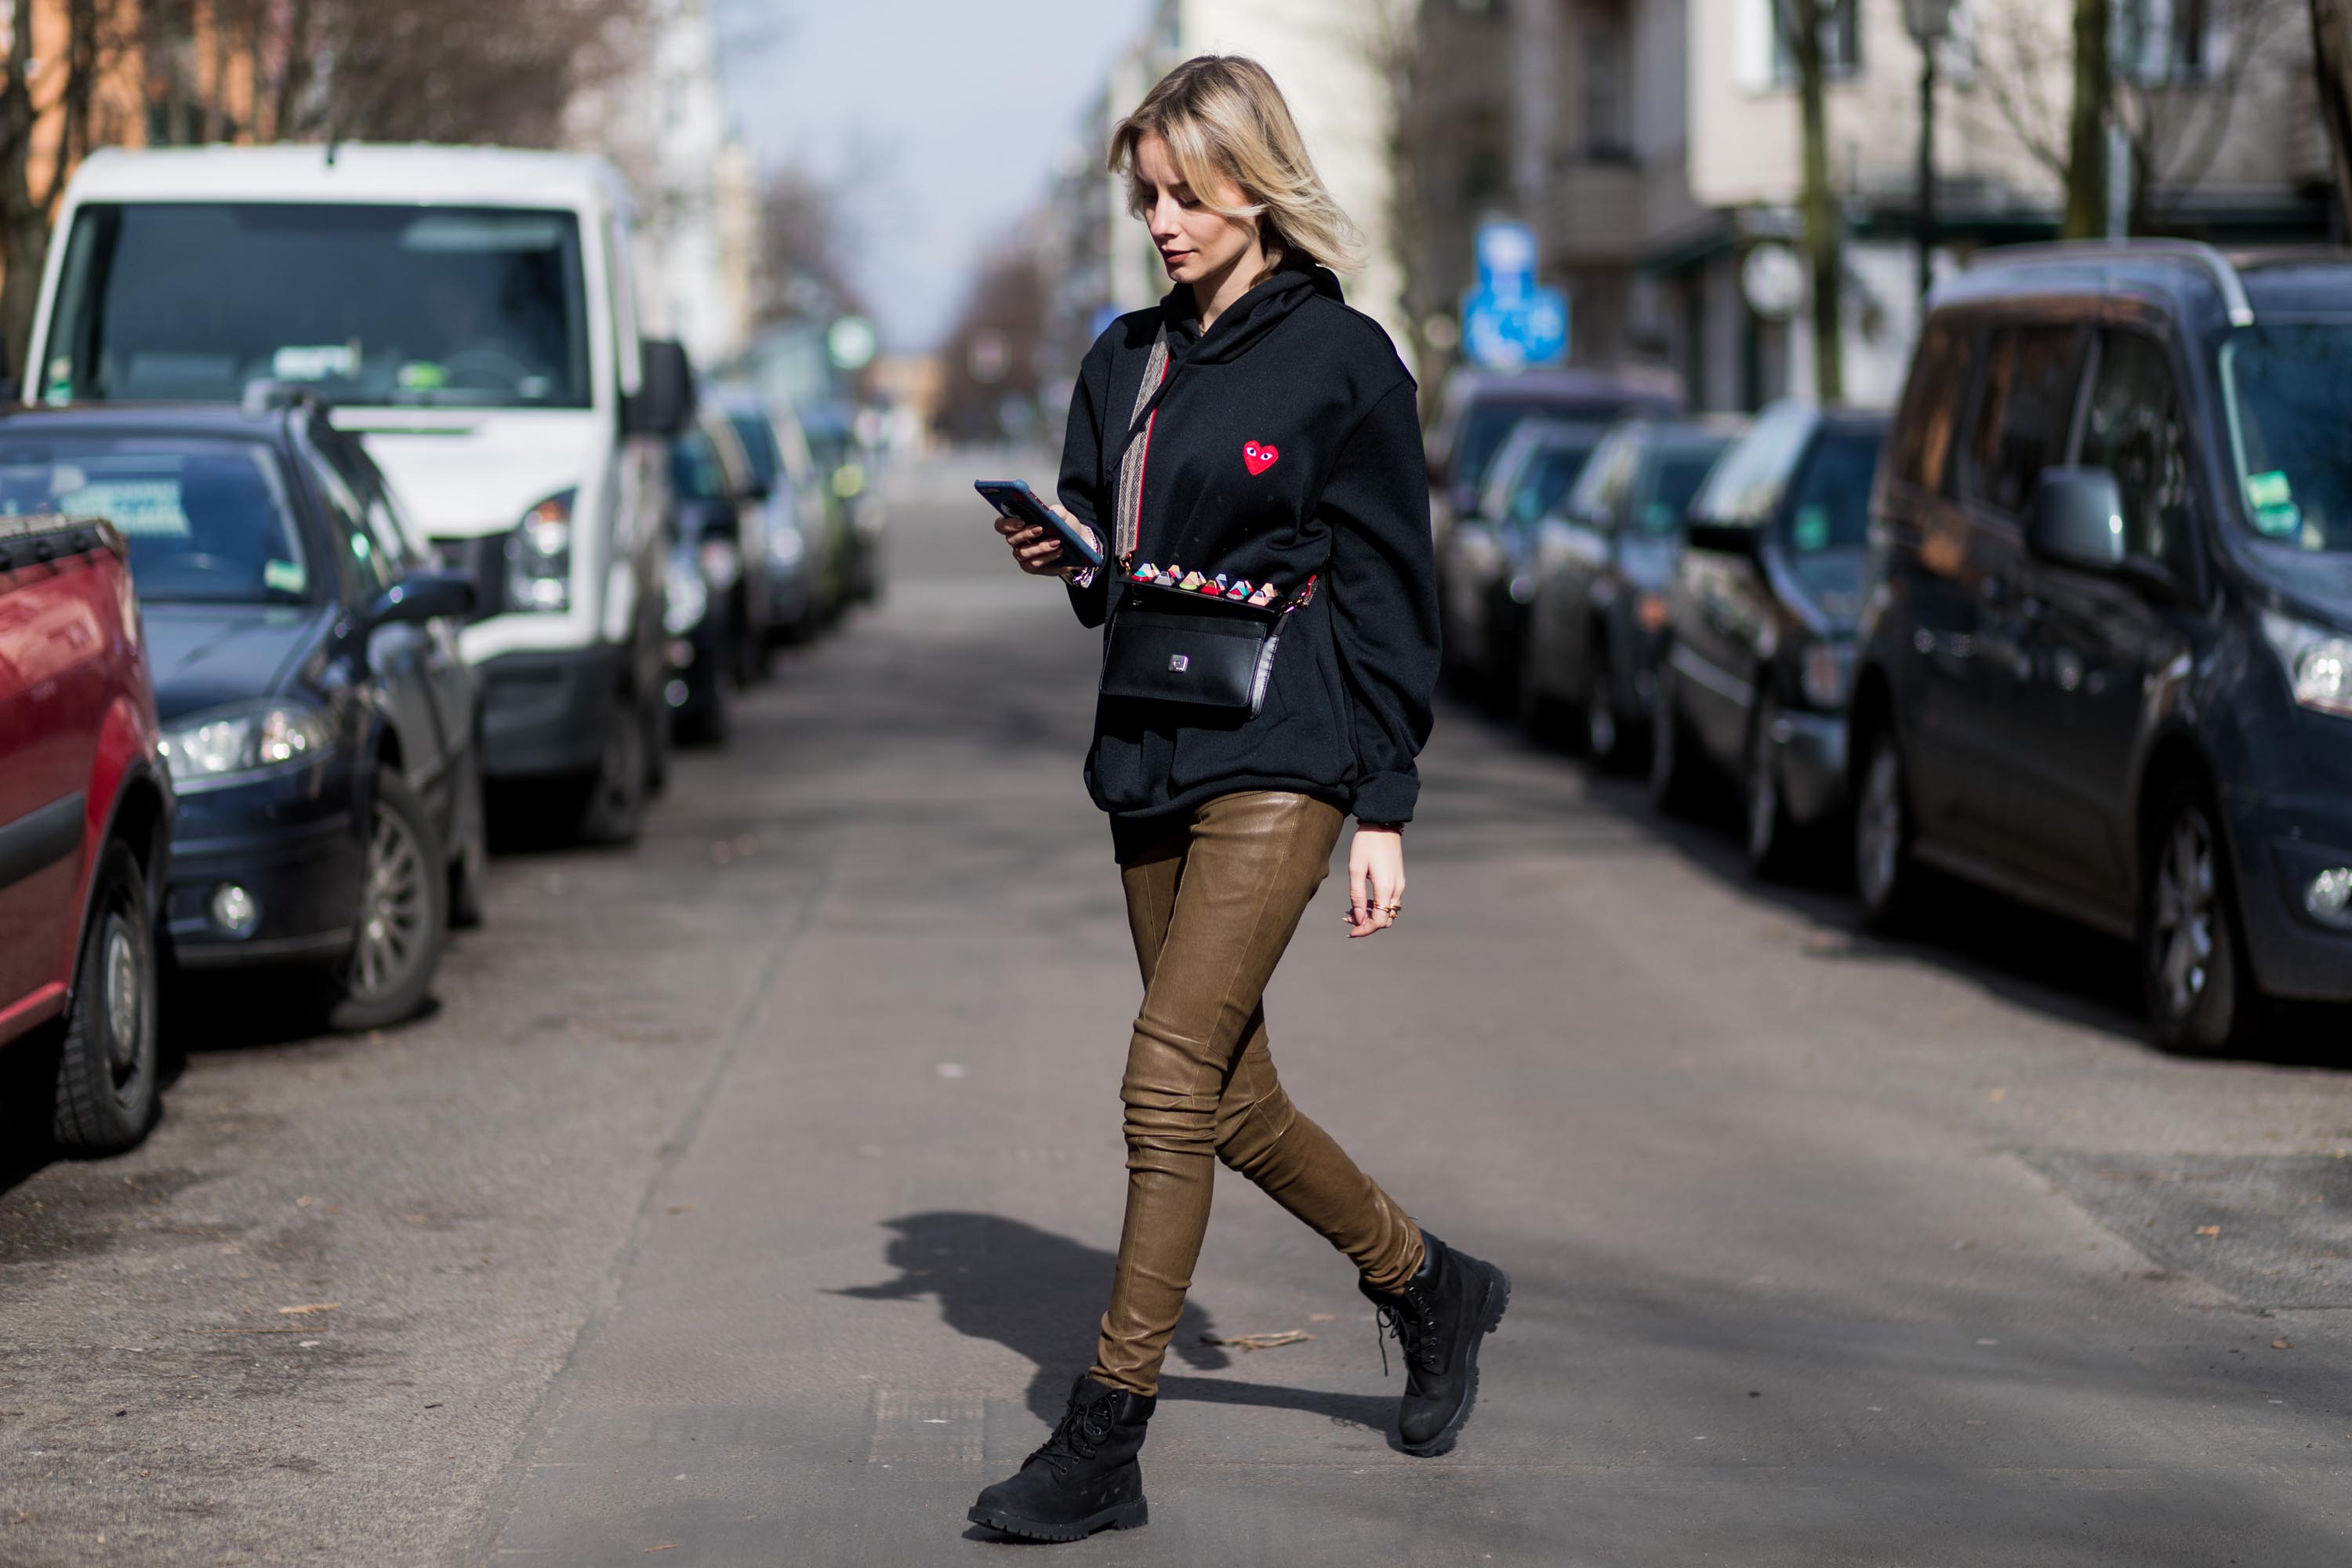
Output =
[
  {"x1": 1360, "y1": 1229, "x2": 1512, "y2": 1456},
  {"x1": 967, "y1": 1373, "x2": 1154, "y2": 1541}
]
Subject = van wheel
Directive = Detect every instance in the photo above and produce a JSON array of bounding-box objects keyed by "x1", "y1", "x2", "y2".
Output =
[
  {"x1": 1853, "y1": 724, "x2": 1915, "y2": 933},
  {"x1": 2141, "y1": 782, "x2": 2259, "y2": 1054},
  {"x1": 50, "y1": 842, "x2": 160, "y2": 1155},
  {"x1": 1648, "y1": 662, "x2": 1697, "y2": 815},
  {"x1": 575, "y1": 691, "x2": 650, "y2": 844},
  {"x1": 1744, "y1": 698, "x2": 1799, "y2": 879},
  {"x1": 1514, "y1": 633, "x2": 1566, "y2": 746},
  {"x1": 1585, "y1": 637, "x2": 1633, "y2": 771},
  {"x1": 327, "y1": 771, "x2": 448, "y2": 1032}
]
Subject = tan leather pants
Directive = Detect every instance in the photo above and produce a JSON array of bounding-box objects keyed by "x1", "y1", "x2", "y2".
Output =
[{"x1": 1091, "y1": 790, "x2": 1425, "y2": 1396}]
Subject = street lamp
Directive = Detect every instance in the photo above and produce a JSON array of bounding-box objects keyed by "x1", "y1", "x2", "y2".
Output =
[{"x1": 1903, "y1": 0, "x2": 1958, "y2": 304}]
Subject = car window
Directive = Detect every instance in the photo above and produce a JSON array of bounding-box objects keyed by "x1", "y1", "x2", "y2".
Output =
[
  {"x1": 2079, "y1": 332, "x2": 2199, "y2": 580},
  {"x1": 1891, "y1": 318, "x2": 1973, "y2": 498},
  {"x1": 1563, "y1": 431, "x2": 1634, "y2": 527},
  {"x1": 669, "y1": 424, "x2": 728, "y2": 503},
  {"x1": 0, "y1": 434, "x2": 307, "y2": 604},
  {"x1": 2218, "y1": 324, "x2": 2352, "y2": 554},
  {"x1": 726, "y1": 411, "x2": 784, "y2": 491},
  {"x1": 1781, "y1": 426, "x2": 1884, "y2": 553},
  {"x1": 300, "y1": 442, "x2": 393, "y2": 594},
  {"x1": 1633, "y1": 441, "x2": 1731, "y2": 534},
  {"x1": 1509, "y1": 439, "x2": 1599, "y2": 527},
  {"x1": 1965, "y1": 325, "x2": 2086, "y2": 517},
  {"x1": 1687, "y1": 401, "x2": 1817, "y2": 525},
  {"x1": 315, "y1": 430, "x2": 420, "y2": 572}
]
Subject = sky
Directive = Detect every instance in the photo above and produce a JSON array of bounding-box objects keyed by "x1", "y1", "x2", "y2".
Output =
[{"x1": 712, "y1": 0, "x2": 1153, "y2": 353}]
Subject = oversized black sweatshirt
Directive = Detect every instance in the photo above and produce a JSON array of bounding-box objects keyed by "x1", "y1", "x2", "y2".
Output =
[{"x1": 1058, "y1": 263, "x2": 1439, "y2": 825}]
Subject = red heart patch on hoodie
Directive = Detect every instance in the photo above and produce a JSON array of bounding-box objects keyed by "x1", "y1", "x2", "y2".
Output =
[{"x1": 1243, "y1": 440, "x2": 1279, "y2": 476}]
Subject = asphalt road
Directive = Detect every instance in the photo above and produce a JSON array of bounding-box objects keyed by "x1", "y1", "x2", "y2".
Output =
[{"x1": 4, "y1": 453, "x2": 2350, "y2": 1567}]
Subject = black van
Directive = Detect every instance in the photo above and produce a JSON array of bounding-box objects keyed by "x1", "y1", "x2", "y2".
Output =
[{"x1": 1851, "y1": 242, "x2": 2352, "y2": 1051}]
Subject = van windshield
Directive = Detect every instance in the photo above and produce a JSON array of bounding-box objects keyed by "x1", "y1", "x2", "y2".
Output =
[
  {"x1": 43, "y1": 202, "x2": 591, "y2": 410},
  {"x1": 2220, "y1": 325, "x2": 2352, "y2": 553}
]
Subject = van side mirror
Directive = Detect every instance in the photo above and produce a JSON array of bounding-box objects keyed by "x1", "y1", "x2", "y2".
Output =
[
  {"x1": 2025, "y1": 467, "x2": 2127, "y2": 572},
  {"x1": 626, "y1": 338, "x2": 696, "y2": 437}
]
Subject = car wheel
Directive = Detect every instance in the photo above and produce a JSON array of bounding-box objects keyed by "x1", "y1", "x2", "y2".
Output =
[
  {"x1": 575, "y1": 691, "x2": 650, "y2": 845},
  {"x1": 1853, "y1": 724, "x2": 1915, "y2": 933},
  {"x1": 1514, "y1": 631, "x2": 1566, "y2": 746},
  {"x1": 448, "y1": 738, "x2": 489, "y2": 931},
  {"x1": 2140, "y1": 782, "x2": 2259, "y2": 1054},
  {"x1": 1744, "y1": 696, "x2": 1797, "y2": 878},
  {"x1": 677, "y1": 660, "x2": 731, "y2": 746},
  {"x1": 1585, "y1": 637, "x2": 1631, "y2": 771},
  {"x1": 327, "y1": 770, "x2": 448, "y2": 1032},
  {"x1": 1648, "y1": 660, "x2": 1697, "y2": 815},
  {"x1": 49, "y1": 841, "x2": 160, "y2": 1155}
]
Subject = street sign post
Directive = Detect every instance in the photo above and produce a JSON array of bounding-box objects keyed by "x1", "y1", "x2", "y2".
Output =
[{"x1": 1462, "y1": 220, "x2": 1569, "y2": 369}]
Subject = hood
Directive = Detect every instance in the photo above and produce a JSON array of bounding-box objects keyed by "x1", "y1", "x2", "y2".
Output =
[
  {"x1": 1160, "y1": 262, "x2": 1341, "y2": 369},
  {"x1": 143, "y1": 602, "x2": 325, "y2": 724},
  {"x1": 2241, "y1": 541, "x2": 2352, "y2": 630},
  {"x1": 338, "y1": 412, "x2": 603, "y2": 539}
]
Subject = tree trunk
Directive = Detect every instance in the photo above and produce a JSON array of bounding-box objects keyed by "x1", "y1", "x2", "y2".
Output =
[
  {"x1": 1791, "y1": 1, "x2": 1844, "y2": 401},
  {"x1": 2062, "y1": 0, "x2": 2111, "y2": 238},
  {"x1": 2316, "y1": 0, "x2": 2352, "y2": 236}
]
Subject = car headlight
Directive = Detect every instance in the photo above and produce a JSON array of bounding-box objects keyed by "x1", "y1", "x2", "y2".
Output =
[
  {"x1": 696, "y1": 537, "x2": 742, "y2": 592},
  {"x1": 767, "y1": 522, "x2": 805, "y2": 569},
  {"x1": 505, "y1": 489, "x2": 575, "y2": 613},
  {"x1": 161, "y1": 700, "x2": 333, "y2": 788},
  {"x1": 663, "y1": 549, "x2": 708, "y2": 636},
  {"x1": 1799, "y1": 641, "x2": 1854, "y2": 710},
  {"x1": 2263, "y1": 612, "x2": 2352, "y2": 719}
]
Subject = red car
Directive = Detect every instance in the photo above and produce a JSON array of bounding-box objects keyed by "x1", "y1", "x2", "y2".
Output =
[{"x1": 0, "y1": 514, "x2": 172, "y2": 1154}]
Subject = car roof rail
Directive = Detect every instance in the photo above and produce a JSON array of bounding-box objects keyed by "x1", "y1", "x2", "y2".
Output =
[
  {"x1": 241, "y1": 379, "x2": 334, "y2": 418},
  {"x1": 1969, "y1": 238, "x2": 2254, "y2": 327}
]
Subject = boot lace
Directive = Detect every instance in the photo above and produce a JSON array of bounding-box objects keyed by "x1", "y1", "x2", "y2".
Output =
[
  {"x1": 1027, "y1": 1394, "x2": 1118, "y2": 1476},
  {"x1": 1373, "y1": 1279, "x2": 1443, "y2": 1378}
]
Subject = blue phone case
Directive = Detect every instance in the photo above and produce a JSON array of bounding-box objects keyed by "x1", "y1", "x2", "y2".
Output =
[{"x1": 975, "y1": 480, "x2": 1105, "y2": 569}]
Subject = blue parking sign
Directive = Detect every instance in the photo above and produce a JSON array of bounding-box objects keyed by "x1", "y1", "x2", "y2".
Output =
[{"x1": 1462, "y1": 282, "x2": 1570, "y2": 369}]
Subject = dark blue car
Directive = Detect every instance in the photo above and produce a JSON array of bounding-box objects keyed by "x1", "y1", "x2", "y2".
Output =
[{"x1": 0, "y1": 397, "x2": 481, "y2": 1031}]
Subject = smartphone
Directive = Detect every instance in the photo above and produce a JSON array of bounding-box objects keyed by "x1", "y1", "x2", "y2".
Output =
[{"x1": 975, "y1": 479, "x2": 1105, "y2": 571}]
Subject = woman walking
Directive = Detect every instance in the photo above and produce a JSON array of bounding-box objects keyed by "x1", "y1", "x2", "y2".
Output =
[{"x1": 970, "y1": 56, "x2": 1508, "y2": 1543}]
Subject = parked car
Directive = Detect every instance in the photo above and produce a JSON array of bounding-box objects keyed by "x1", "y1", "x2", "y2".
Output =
[
  {"x1": 27, "y1": 144, "x2": 695, "y2": 846},
  {"x1": 1650, "y1": 402, "x2": 1887, "y2": 874},
  {"x1": 1436, "y1": 418, "x2": 1607, "y2": 704},
  {"x1": 1425, "y1": 367, "x2": 1679, "y2": 560},
  {"x1": 707, "y1": 385, "x2": 836, "y2": 642},
  {"x1": 670, "y1": 403, "x2": 768, "y2": 693},
  {"x1": 1520, "y1": 417, "x2": 1743, "y2": 764},
  {"x1": 800, "y1": 401, "x2": 887, "y2": 604},
  {"x1": 1851, "y1": 241, "x2": 2352, "y2": 1051},
  {"x1": 659, "y1": 524, "x2": 729, "y2": 746},
  {"x1": 0, "y1": 514, "x2": 172, "y2": 1153},
  {"x1": 0, "y1": 399, "x2": 481, "y2": 1030}
]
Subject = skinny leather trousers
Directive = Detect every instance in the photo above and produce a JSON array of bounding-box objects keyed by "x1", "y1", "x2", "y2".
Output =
[{"x1": 1091, "y1": 789, "x2": 1425, "y2": 1396}]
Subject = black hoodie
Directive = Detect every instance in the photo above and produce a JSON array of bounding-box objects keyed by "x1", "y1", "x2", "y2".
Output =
[{"x1": 1058, "y1": 263, "x2": 1439, "y2": 826}]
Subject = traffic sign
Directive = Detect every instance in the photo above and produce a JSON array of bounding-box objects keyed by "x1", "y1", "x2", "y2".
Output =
[
  {"x1": 1475, "y1": 220, "x2": 1539, "y2": 300},
  {"x1": 1462, "y1": 283, "x2": 1570, "y2": 369}
]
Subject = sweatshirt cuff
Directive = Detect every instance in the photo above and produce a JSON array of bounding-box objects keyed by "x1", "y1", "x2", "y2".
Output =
[{"x1": 1352, "y1": 771, "x2": 1419, "y2": 825}]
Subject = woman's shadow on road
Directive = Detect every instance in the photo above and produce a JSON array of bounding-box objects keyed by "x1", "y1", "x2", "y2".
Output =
[{"x1": 833, "y1": 1210, "x2": 1399, "y2": 1441}]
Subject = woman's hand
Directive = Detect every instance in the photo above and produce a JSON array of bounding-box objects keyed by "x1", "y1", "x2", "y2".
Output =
[
  {"x1": 1344, "y1": 822, "x2": 1405, "y2": 938},
  {"x1": 995, "y1": 503, "x2": 1099, "y2": 579}
]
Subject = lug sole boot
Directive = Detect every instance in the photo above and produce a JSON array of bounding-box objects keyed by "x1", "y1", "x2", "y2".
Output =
[
  {"x1": 1361, "y1": 1229, "x2": 1512, "y2": 1457},
  {"x1": 967, "y1": 1374, "x2": 1154, "y2": 1541}
]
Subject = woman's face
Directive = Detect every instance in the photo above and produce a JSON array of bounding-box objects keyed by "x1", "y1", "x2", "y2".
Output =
[{"x1": 1133, "y1": 132, "x2": 1258, "y2": 288}]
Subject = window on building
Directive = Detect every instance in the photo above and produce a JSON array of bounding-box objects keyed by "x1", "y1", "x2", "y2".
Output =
[
  {"x1": 2115, "y1": 0, "x2": 2212, "y2": 84},
  {"x1": 1584, "y1": 13, "x2": 1632, "y2": 161},
  {"x1": 1769, "y1": 0, "x2": 1862, "y2": 84}
]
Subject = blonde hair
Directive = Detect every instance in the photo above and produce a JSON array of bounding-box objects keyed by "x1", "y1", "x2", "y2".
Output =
[{"x1": 1109, "y1": 55, "x2": 1367, "y2": 277}]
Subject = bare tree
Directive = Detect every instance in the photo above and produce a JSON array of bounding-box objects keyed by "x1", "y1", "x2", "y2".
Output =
[
  {"x1": 752, "y1": 159, "x2": 871, "y2": 328},
  {"x1": 1978, "y1": 0, "x2": 2303, "y2": 233},
  {"x1": 936, "y1": 245, "x2": 1048, "y2": 445},
  {"x1": 1773, "y1": 0, "x2": 1845, "y2": 401},
  {"x1": 2317, "y1": 0, "x2": 2352, "y2": 230},
  {"x1": 0, "y1": 0, "x2": 127, "y2": 369}
]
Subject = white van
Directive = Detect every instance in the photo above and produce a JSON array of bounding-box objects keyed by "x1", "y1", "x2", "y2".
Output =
[{"x1": 24, "y1": 144, "x2": 693, "y2": 843}]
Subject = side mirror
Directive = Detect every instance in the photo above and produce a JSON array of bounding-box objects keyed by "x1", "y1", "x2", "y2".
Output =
[
  {"x1": 365, "y1": 569, "x2": 474, "y2": 630},
  {"x1": 2025, "y1": 467, "x2": 2126, "y2": 572},
  {"x1": 1683, "y1": 517, "x2": 1761, "y2": 557},
  {"x1": 625, "y1": 338, "x2": 696, "y2": 437}
]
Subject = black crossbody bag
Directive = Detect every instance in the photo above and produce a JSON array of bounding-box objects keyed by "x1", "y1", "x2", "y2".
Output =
[{"x1": 1094, "y1": 325, "x2": 1322, "y2": 716}]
